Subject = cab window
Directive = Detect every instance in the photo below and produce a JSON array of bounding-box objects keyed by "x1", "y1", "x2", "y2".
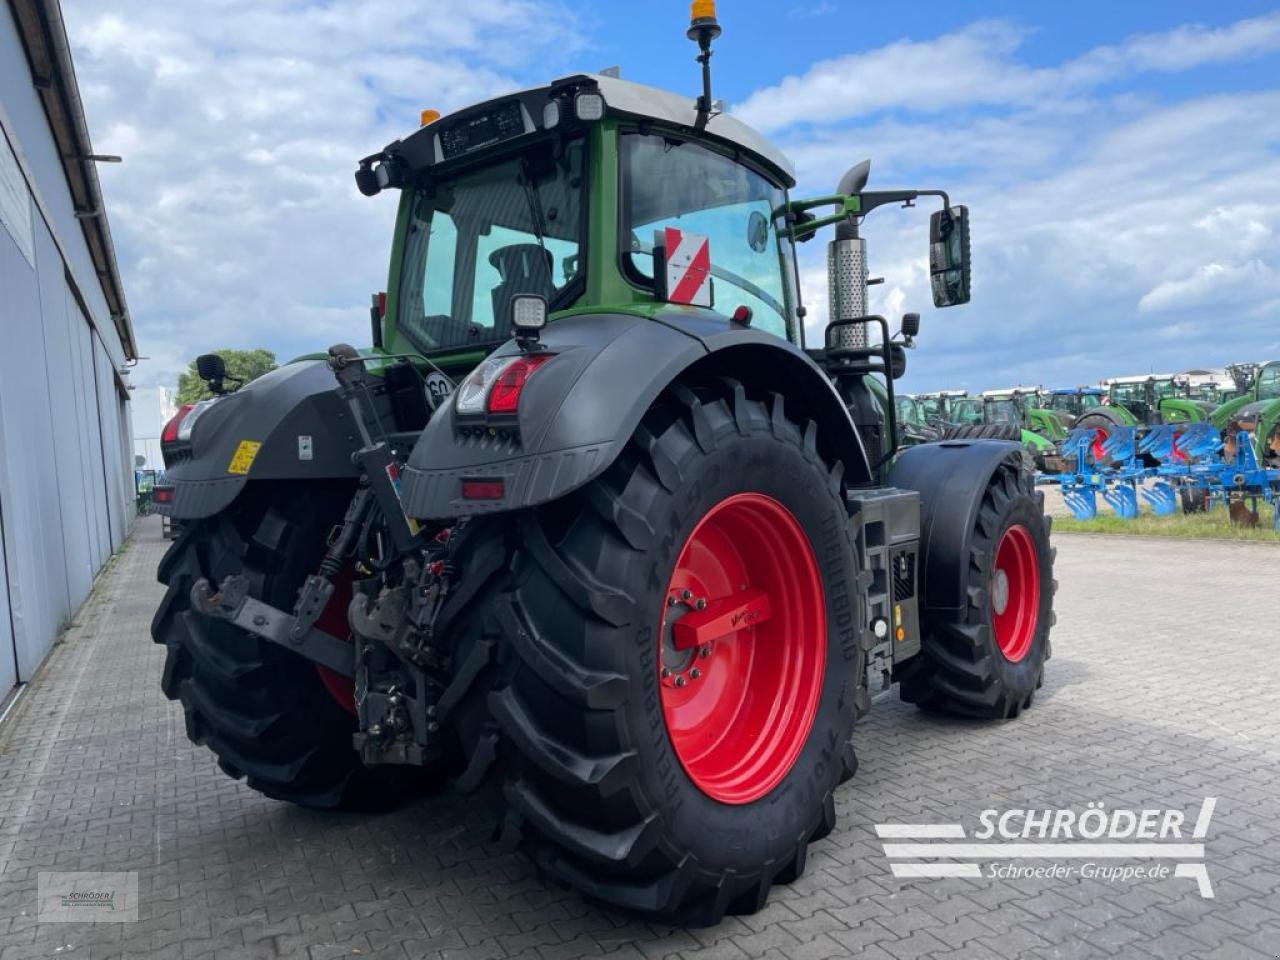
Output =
[
  {"x1": 1258, "y1": 365, "x2": 1280, "y2": 401},
  {"x1": 620, "y1": 133, "x2": 797, "y2": 342}
]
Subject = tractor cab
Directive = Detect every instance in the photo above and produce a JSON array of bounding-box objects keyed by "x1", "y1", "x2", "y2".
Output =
[
  {"x1": 356, "y1": 55, "x2": 970, "y2": 474},
  {"x1": 1042, "y1": 387, "x2": 1102, "y2": 421},
  {"x1": 357, "y1": 71, "x2": 805, "y2": 372}
]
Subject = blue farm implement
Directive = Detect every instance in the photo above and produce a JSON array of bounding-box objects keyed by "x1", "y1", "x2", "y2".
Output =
[{"x1": 1044, "y1": 423, "x2": 1280, "y2": 529}]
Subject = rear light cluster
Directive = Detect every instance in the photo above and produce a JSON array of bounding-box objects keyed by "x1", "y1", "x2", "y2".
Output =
[
  {"x1": 161, "y1": 399, "x2": 218, "y2": 445},
  {"x1": 455, "y1": 354, "x2": 554, "y2": 418}
]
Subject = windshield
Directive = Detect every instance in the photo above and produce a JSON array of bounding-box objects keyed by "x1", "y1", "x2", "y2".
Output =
[
  {"x1": 896, "y1": 397, "x2": 923, "y2": 425},
  {"x1": 1111, "y1": 383, "x2": 1148, "y2": 404},
  {"x1": 919, "y1": 397, "x2": 944, "y2": 420},
  {"x1": 985, "y1": 398, "x2": 1019, "y2": 424},
  {"x1": 396, "y1": 138, "x2": 586, "y2": 353},
  {"x1": 620, "y1": 133, "x2": 798, "y2": 342},
  {"x1": 1258, "y1": 364, "x2": 1280, "y2": 401},
  {"x1": 952, "y1": 399, "x2": 983, "y2": 424},
  {"x1": 1080, "y1": 393, "x2": 1101, "y2": 410}
]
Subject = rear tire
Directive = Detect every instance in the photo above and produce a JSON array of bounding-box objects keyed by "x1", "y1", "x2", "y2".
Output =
[
  {"x1": 899, "y1": 458, "x2": 1055, "y2": 718},
  {"x1": 152, "y1": 483, "x2": 426, "y2": 809},
  {"x1": 482, "y1": 381, "x2": 861, "y2": 925},
  {"x1": 941, "y1": 423, "x2": 1020, "y2": 442}
]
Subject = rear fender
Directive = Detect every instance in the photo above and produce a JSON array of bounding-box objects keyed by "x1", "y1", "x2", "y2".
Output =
[
  {"x1": 890, "y1": 439, "x2": 1025, "y2": 618},
  {"x1": 399, "y1": 310, "x2": 868, "y2": 519},
  {"x1": 158, "y1": 360, "x2": 359, "y2": 518}
]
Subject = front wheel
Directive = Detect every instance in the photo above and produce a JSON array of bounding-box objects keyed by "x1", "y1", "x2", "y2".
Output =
[
  {"x1": 485, "y1": 381, "x2": 861, "y2": 925},
  {"x1": 899, "y1": 457, "x2": 1055, "y2": 717}
]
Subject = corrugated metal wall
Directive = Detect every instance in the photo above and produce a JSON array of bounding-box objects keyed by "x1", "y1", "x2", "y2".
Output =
[{"x1": 1, "y1": 3, "x2": 135, "y2": 693}]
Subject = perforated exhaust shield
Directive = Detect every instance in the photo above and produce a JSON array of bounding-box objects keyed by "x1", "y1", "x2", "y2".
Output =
[{"x1": 827, "y1": 236, "x2": 868, "y2": 350}]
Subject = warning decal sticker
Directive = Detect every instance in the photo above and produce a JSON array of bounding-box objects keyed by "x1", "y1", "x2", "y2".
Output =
[{"x1": 227, "y1": 440, "x2": 262, "y2": 475}]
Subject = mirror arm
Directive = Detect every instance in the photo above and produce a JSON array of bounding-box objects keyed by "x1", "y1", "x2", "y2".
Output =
[{"x1": 779, "y1": 188, "x2": 954, "y2": 242}]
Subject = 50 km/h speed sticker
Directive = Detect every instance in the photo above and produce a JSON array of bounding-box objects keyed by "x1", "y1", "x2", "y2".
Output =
[{"x1": 227, "y1": 440, "x2": 262, "y2": 475}]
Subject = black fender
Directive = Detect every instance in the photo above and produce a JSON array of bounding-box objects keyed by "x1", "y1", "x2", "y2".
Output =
[
  {"x1": 889, "y1": 439, "x2": 1024, "y2": 618},
  {"x1": 399, "y1": 309, "x2": 869, "y2": 519},
  {"x1": 158, "y1": 360, "x2": 359, "y2": 518}
]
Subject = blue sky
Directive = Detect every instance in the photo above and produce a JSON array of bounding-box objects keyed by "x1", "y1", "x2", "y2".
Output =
[{"x1": 65, "y1": 1, "x2": 1280, "y2": 433}]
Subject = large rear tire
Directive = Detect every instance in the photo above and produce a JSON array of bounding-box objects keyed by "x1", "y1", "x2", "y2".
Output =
[
  {"x1": 152, "y1": 483, "x2": 425, "y2": 809},
  {"x1": 898, "y1": 458, "x2": 1055, "y2": 718},
  {"x1": 482, "y1": 381, "x2": 861, "y2": 925}
]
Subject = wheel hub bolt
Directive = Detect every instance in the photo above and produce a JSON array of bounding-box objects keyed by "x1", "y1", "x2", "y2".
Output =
[
  {"x1": 695, "y1": 597, "x2": 707, "y2": 610},
  {"x1": 675, "y1": 675, "x2": 687, "y2": 687},
  {"x1": 661, "y1": 667, "x2": 671, "y2": 678},
  {"x1": 699, "y1": 644, "x2": 711, "y2": 658},
  {"x1": 681, "y1": 589, "x2": 692, "y2": 601},
  {"x1": 690, "y1": 668, "x2": 701, "y2": 680}
]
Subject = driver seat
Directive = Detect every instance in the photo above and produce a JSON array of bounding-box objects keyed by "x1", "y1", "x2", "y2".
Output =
[{"x1": 490, "y1": 244, "x2": 553, "y2": 335}]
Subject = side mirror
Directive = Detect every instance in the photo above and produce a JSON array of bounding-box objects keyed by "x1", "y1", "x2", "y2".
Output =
[
  {"x1": 929, "y1": 205, "x2": 970, "y2": 307},
  {"x1": 889, "y1": 343, "x2": 907, "y2": 380},
  {"x1": 901, "y1": 312, "x2": 920, "y2": 338}
]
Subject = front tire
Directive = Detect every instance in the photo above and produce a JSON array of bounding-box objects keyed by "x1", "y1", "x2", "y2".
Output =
[
  {"x1": 899, "y1": 457, "x2": 1055, "y2": 718},
  {"x1": 486, "y1": 381, "x2": 861, "y2": 925}
]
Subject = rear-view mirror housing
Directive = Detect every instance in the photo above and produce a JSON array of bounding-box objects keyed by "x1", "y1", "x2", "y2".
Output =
[{"x1": 930, "y1": 205, "x2": 971, "y2": 308}]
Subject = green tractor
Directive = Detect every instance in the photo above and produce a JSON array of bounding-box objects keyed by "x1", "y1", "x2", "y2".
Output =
[
  {"x1": 1212, "y1": 360, "x2": 1280, "y2": 467},
  {"x1": 1037, "y1": 386, "x2": 1104, "y2": 427},
  {"x1": 150, "y1": 6, "x2": 1054, "y2": 925},
  {"x1": 940, "y1": 389, "x2": 1064, "y2": 472},
  {"x1": 894, "y1": 392, "x2": 943, "y2": 445},
  {"x1": 916, "y1": 388, "x2": 968, "y2": 427},
  {"x1": 1076, "y1": 373, "x2": 1215, "y2": 435}
]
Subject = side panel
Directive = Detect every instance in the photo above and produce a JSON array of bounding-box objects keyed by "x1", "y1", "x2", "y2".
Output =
[
  {"x1": 400, "y1": 309, "x2": 867, "y2": 519},
  {"x1": 890, "y1": 439, "x2": 1024, "y2": 618}
]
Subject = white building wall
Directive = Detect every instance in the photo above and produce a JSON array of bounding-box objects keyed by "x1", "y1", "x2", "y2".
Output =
[{"x1": 0, "y1": 1, "x2": 136, "y2": 694}]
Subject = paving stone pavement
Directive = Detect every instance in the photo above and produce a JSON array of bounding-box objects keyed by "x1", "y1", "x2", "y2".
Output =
[{"x1": 1, "y1": 517, "x2": 1278, "y2": 960}]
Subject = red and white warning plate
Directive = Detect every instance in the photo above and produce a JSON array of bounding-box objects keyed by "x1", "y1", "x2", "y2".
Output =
[{"x1": 660, "y1": 227, "x2": 712, "y2": 307}]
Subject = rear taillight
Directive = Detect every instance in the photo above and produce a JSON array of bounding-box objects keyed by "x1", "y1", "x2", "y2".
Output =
[
  {"x1": 455, "y1": 353, "x2": 555, "y2": 418},
  {"x1": 162, "y1": 404, "x2": 194, "y2": 443},
  {"x1": 487, "y1": 355, "x2": 553, "y2": 414}
]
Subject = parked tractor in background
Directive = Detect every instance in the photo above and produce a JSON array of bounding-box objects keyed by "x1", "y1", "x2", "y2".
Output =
[
  {"x1": 894, "y1": 394, "x2": 943, "y2": 444},
  {"x1": 1080, "y1": 374, "x2": 1215, "y2": 435},
  {"x1": 149, "y1": 5, "x2": 1054, "y2": 925},
  {"x1": 916, "y1": 388, "x2": 968, "y2": 427},
  {"x1": 939, "y1": 388, "x2": 1064, "y2": 472},
  {"x1": 1038, "y1": 386, "x2": 1103, "y2": 427},
  {"x1": 1213, "y1": 360, "x2": 1280, "y2": 468}
]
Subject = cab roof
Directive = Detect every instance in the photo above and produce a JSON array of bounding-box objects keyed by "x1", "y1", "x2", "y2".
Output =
[
  {"x1": 388, "y1": 73, "x2": 796, "y2": 188},
  {"x1": 588, "y1": 74, "x2": 796, "y2": 184}
]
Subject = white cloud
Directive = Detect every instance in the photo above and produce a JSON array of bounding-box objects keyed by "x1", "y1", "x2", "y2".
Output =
[
  {"x1": 735, "y1": 12, "x2": 1280, "y2": 133},
  {"x1": 73, "y1": 0, "x2": 583, "y2": 402},
  {"x1": 763, "y1": 14, "x2": 1280, "y2": 392},
  {"x1": 1138, "y1": 260, "x2": 1277, "y2": 314}
]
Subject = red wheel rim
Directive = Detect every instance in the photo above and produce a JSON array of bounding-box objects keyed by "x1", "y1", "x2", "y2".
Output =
[
  {"x1": 314, "y1": 566, "x2": 356, "y2": 714},
  {"x1": 659, "y1": 493, "x2": 826, "y2": 805},
  {"x1": 990, "y1": 524, "x2": 1040, "y2": 663},
  {"x1": 1090, "y1": 428, "x2": 1108, "y2": 462}
]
